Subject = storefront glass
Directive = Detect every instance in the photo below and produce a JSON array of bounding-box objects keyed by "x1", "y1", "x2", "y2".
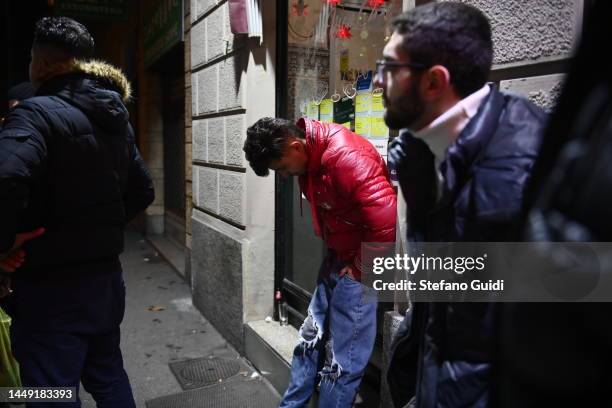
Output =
[{"x1": 282, "y1": 0, "x2": 403, "y2": 296}]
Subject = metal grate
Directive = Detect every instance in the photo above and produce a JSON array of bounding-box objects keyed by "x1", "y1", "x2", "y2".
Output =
[
  {"x1": 145, "y1": 378, "x2": 280, "y2": 408},
  {"x1": 169, "y1": 357, "x2": 243, "y2": 390}
]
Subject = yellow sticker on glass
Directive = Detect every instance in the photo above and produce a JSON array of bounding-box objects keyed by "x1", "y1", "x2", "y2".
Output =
[
  {"x1": 372, "y1": 93, "x2": 385, "y2": 112},
  {"x1": 320, "y1": 99, "x2": 333, "y2": 116},
  {"x1": 371, "y1": 117, "x2": 389, "y2": 138},
  {"x1": 355, "y1": 116, "x2": 371, "y2": 137},
  {"x1": 355, "y1": 93, "x2": 372, "y2": 114},
  {"x1": 307, "y1": 102, "x2": 319, "y2": 120}
]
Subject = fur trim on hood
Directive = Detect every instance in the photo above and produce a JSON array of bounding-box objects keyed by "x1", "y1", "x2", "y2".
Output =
[{"x1": 70, "y1": 59, "x2": 132, "y2": 102}]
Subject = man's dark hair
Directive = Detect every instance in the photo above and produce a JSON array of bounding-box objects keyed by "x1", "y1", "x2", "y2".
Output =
[
  {"x1": 33, "y1": 16, "x2": 94, "y2": 60},
  {"x1": 392, "y1": 2, "x2": 493, "y2": 98},
  {"x1": 244, "y1": 117, "x2": 305, "y2": 176}
]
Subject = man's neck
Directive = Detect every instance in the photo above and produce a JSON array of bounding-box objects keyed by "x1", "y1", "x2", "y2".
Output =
[
  {"x1": 414, "y1": 84, "x2": 491, "y2": 159},
  {"x1": 414, "y1": 96, "x2": 462, "y2": 132},
  {"x1": 34, "y1": 60, "x2": 75, "y2": 91}
]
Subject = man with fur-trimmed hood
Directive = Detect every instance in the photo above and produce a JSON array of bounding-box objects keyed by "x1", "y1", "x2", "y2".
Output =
[{"x1": 0, "y1": 17, "x2": 153, "y2": 406}]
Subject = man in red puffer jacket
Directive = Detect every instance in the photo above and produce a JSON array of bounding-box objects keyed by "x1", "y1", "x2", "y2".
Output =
[{"x1": 244, "y1": 117, "x2": 396, "y2": 407}]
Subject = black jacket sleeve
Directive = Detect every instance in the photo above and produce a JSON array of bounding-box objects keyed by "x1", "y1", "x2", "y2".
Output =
[
  {"x1": 388, "y1": 131, "x2": 437, "y2": 241},
  {"x1": 123, "y1": 126, "x2": 154, "y2": 223},
  {"x1": 0, "y1": 103, "x2": 48, "y2": 253}
]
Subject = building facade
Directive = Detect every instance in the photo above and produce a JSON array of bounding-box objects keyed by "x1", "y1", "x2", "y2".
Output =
[
  {"x1": 0, "y1": 0, "x2": 588, "y2": 404},
  {"x1": 182, "y1": 0, "x2": 585, "y2": 403}
]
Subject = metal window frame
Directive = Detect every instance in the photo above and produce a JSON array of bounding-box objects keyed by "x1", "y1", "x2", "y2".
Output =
[{"x1": 274, "y1": 0, "x2": 313, "y2": 324}]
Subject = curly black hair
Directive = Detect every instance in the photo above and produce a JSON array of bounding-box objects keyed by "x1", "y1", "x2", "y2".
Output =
[
  {"x1": 243, "y1": 117, "x2": 305, "y2": 177},
  {"x1": 33, "y1": 16, "x2": 94, "y2": 60},
  {"x1": 392, "y1": 2, "x2": 493, "y2": 98}
]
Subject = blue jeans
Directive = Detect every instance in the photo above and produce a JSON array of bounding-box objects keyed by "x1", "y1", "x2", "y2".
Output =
[{"x1": 279, "y1": 255, "x2": 377, "y2": 408}]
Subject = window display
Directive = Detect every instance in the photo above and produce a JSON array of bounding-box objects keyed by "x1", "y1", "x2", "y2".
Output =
[
  {"x1": 283, "y1": 0, "x2": 403, "y2": 296},
  {"x1": 287, "y1": 0, "x2": 403, "y2": 160}
]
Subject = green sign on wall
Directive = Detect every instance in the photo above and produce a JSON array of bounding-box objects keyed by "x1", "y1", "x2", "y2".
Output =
[
  {"x1": 55, "y1": 0, "x2": 127, "y2": 21},
  {"x1": 144, "y1": 0, "x2": 184, "y2": 67}
]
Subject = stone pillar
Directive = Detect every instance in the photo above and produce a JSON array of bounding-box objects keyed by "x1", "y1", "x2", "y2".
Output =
[
  {"x1": 189, "y1": 0, "x2": 276, "y2": 352},
  {"x1": 185, "y1": 6, "x2": 194, "y2": 283},
  {"x1": 144, "y1": 76, "x2": 165, "y2": 235},
  {"x1": 137, "y1": 0, "x2": 165, "y2": 235}
]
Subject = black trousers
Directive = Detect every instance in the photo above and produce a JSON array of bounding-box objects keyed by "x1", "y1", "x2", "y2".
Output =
[{"x1": 7, "y1": 260, "x2": 135, "y2": 407}]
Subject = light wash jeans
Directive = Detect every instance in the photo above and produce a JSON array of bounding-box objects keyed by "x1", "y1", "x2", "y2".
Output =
[{"x1": 279, "y1": 253, "x2": 377, "y2": 408}]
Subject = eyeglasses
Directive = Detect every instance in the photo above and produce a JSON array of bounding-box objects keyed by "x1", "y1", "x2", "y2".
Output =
[{"x1": 375, "y1": 59, "x2": 428, "y2": 80}]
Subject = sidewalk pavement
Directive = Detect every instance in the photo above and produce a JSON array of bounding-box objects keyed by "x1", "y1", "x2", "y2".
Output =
[{"x1": 80, "y1": 230, "x2": 240, "y2": 407}]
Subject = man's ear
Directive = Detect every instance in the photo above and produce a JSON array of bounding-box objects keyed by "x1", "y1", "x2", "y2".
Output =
[
  {"x1": 420, "y1": 65, "x2": 451, "y2": 101},
  {"x1": 288, "y1": 138, "x2": 305, "y2": 153}
]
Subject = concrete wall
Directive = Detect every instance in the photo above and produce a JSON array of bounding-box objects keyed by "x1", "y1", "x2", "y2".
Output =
[
  {"x1": 136, "y1": 0, "x2": 165, "y2": 235},
  {"x1": 188, "y1": 0, "x2": 276, "y2": 353},
  {"x1": 143, "y1": 76, "x2": 166, "y2": 235},
  {"x1": 500, "y1": 73, "x2": 566, "y2": 112},
  {"x1": 453, "y1": 0, "x2": 583, "y2": 110},
  {"x1": 482, "y1": 0, "x2": 579, "y2": 66}
]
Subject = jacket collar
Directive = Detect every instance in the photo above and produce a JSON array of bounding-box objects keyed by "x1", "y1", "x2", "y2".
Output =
[
  {"x1": 35, "y1": 59, "x2": 132, "y2": 102},
  {"x1": 415, "y1": 84, "x2": 490, "y2": 160},
  {"x1": 297, "y1": 117, "x2": 332, "y2": 176},
  {"x1": 36, "y1": 72, "x2": 86, "y2": 97},
  {"x1": 440, "y1": 83, "x2": 505, "y2": 196}
]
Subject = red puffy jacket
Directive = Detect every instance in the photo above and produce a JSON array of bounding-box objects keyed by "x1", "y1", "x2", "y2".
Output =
[{"x1": 297, "y1": 118, "x2": 396, "y2": 280}]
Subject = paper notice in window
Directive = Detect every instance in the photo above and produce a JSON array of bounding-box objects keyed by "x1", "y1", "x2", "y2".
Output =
[
  {"x1": 320, "y1": 99, "x2": 333, "y2": 116},
  {"x1": 307, "y1": 102, "x2": 319, "y2": 120},
  {"x1": 355, "y1": 93, "x2": 372, "y2": 114},
  {"x1": 355, "y1": 116, "x2": 371, "y2": 137},
  {"x1": 367, "y1": 137, "x2": 388, "y2": 157},
  {"x1": 371, "y1": 116, "x2": 389, "y2": 138},
  {"x1": 372, "y1": 93, "x2": 385, "y2": 112}
]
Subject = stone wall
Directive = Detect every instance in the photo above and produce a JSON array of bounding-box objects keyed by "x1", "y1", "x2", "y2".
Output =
[
  {"x1": 136, "y1": 0, "x2": 165, "y2": 235},
  {"x1": 188, "y1": 0, "x2": 276, "y2": 352},
  {"x1": 185, "y1": 6, "x2": 194, "y2": 281},
  {"x1": 450, "y1": 0, "x2": 582, "y2": 110}
]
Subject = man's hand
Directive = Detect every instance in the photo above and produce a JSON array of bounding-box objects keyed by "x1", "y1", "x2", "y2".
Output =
[
  {"x1": 339, "y1": 264, "x2": 358, "y2": 280},
  {"x1": 0, "y1": 228, "x2": 45, "y2": 273}
]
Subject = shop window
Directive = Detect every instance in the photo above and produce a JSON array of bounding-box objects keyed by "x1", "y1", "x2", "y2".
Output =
[{"x1": 278, "y1": 0, "x2": 403, "y2": 323}]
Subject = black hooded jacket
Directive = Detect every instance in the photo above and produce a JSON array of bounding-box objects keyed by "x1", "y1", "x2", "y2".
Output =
[{"x1": 0, "y1": 60, "x2": 154, "y2": 270}]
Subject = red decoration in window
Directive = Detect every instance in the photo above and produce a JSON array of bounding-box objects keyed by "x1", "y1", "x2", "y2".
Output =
[
  {"x1": 325, "y1": 0, "x2": 342, "y2": 5},
  {"x1": 335, "y1": 24, "x2": 352, "y2": 39},
  {"x1": 367, "y1": 0, "x2": 386, "y2": 8}
]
